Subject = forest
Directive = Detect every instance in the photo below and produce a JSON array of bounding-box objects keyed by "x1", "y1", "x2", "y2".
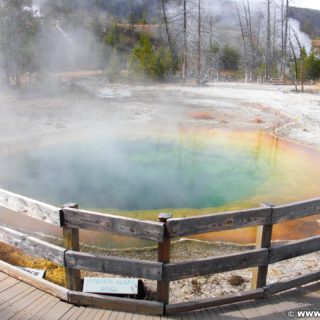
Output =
[{"x1": 0, "y1": 0, "x2": 320, "y2": 87}]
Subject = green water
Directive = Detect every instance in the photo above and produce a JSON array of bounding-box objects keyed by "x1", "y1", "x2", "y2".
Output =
[
  {"x1": 0, "y1": 133, "x2": 271, "y2": 211},
  {"x1": 2, "y1": 128, "x2": 320, "y2": 247}
]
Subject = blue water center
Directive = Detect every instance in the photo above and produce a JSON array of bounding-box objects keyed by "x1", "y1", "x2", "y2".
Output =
[{"x1": 0, "y1": 129, "x2": 291, "y2": 211}]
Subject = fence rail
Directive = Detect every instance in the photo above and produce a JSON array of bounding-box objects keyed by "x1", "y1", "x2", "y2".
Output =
[
  {"x1": 0, "y1": 188, "x2": 320, "y2": 315},
  {"x1": 166, "y1": 207, "x2": 272, "y2": 237},
  {"x1": 62, "y1": 207, "x2": 164, "y2": 242}
]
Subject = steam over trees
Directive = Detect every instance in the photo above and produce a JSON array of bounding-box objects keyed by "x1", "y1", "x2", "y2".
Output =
[
  {"x1": 0, "y1": 0, "x2": 319, "y2": 86},
  {"x1": 126, "y1": 0, "x2": 319, "y2": 84},
  {"x1": 0, "y1": 0, "x2": 38, "y2": 85}
]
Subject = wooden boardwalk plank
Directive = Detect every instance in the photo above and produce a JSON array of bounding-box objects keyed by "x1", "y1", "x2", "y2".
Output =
[
  {"x1": 1, "y1": 272, "x2": 320, "y2": 319},
  {"x1": 186, "y1": 310, "x2": 197, "y2": 320},
  {"x1": 268, "y1": 294, "x2": 301, "y2": 318},
  {"x1": 75, "y1": 307, "x2": 97, "y2": 320},
  {"x1": 0, "y1": 282, "x2": 35, "y2": 306},
  {"x1": 205, "y1": 308, "x2": 224, "y2": 320},
  {"x1": 299, "y1": 282, "x2": 320, "y2": 305},
  {"x1": 193, "y1": 309, "x2": 211, "y2": 320},
  {"x1": 95, "y1": 309, "x2": 109, "y2": 320},
  {"x1": 86, "y1": 308, "x2": 104, "y2": 320},
  {"x1": 107, "y1": 310, "x2": 120, "y2": 320},
  {"x1": 36, "y1": 300, "x2": 73, "y2": 320},
  {"x1": 214, "y1": 304, "x2": 245, "y2": 319},
  {"x1": 290, "y1": 290, "x2": 317, "y2": 311},
  {"x1": 29, "y1": 298, "x2": 60, "y2": 320},
  {"x1": 9, "y1": 293, "x2": 56, "y2": 320},
  {"x1": 116, "y1": 311, "x2": 128, "y2": 320},
  {"x1": 123, "y1": 311, "x2": 133, "y2": 320},
  {"x1": 100, "y1": 309, "x2": 114, "y2": 320},
  {"x1": 130, "y1": 313, "x2": 140, "y2": 320},
  {"x1": 59, "y1": 306, "x2": 86, "y2": 320},
  {"x1": 278, "y1": 290, "x2": 314, "y2": 310},
  {"x1": 235, "y1": 300, "x2": 270, "y2": 319},
  {"x1": 0, "y1": 272, "x2": 8, "y2": 281},
  {"x1": 272, "y1": 292, "x2": 318, "y2": 320},
  {"x1": 297, "y1": 286, "x2": 320, "y2": 309},
  {"x1": 0, "y1": 276, "x2": 19, "y2": 293},
  {"x1": 0, "y1": 289, "x2": 45, "y2": 320},
  {"x1": 250, "y1": 296, "x2": 287, "y2": 319}
]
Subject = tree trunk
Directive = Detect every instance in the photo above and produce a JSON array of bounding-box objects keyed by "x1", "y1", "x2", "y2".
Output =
[
  {"x1": 289, "y1": 39, "x2": 298, "y2": 92},
  {"x1": 301, "y1": 58, "x2": 304, "y2": 92},
  {"x1": 161, "y1": 0, "x2": 175, "y2": 59},
  {"x1": 272, "y1": 5, "x2": 276, "y2": 78},
  {"x1": 266, "y1": 0, "x2": 271, "y2": 81},
  {"x1": 247, "y1": 0, "x2": 254, "y2": 81},
  {"x1": 209, "y1": 16, "x2": 214, "y2": 80},
  {"x1": 197, "y1": 0, "x2": 202, "y2": 84},
  {"x1": 182, "y1": 0, "x2": 187, "y2": 81},
  {"x1": 292, "y1": 28, "x2": 305, "y2": 92},
  {"x1": 235, "y1": 1, "x2": 248, "y2": 82},
  {"x1": 129, "y1": 0, "x2": 135, "y2": 49},
  {"x1": 281, "y1": 0, "x2": 289, "y2": 82}
]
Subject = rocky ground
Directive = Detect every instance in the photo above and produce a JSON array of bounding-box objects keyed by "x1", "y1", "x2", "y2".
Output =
[
  {"x1": 79, "y1": 238, "x2": 320, "y2": 303},
  {"x1": 1, "y1": 80, "x2": 320, "y2": 303}
]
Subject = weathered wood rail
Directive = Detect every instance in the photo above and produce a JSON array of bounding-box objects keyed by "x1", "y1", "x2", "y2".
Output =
[{"x1": 0, "y1": 188, "x2": 320, "y2": 315}]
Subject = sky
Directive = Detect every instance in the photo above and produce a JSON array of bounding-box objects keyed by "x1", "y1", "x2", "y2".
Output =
[{"x1": 294, "y1": 0, "x2": 320, "y2": 11}]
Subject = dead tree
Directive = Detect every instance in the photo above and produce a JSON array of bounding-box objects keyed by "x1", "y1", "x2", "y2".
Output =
[
  {"x1": 242, "y1": 0, "x2": 255, "y2": 81},
  {"x1": 289, "y1": 38, "x2": 298, "y2": 92},
  {"x1": 265, "y1": 0, "x2": 271, "y2": 81},
  {"x1": 235, "y1": 1, "x2": 249, "y2": 81},
  {"x1": 280, "y1": 0, "x2": 289, "y2": 82},
  {"x1": 272, "y1": 5, "x2": 277, "y2": 74},
  {"x1": 208, "y1": 15, "x2": 215, "y2": 79},
  {"x1": 182, "y1": 0, "x2": 187, "y2": 81},
  {"x1": 197, "y1": 0, "x2": 202, "y2": 84},
  {"x1": 161, "y1": 0, "x2": 175, "y2": 59},
  {"x1": 129, "y1": 0, "x2": 135, "y2": 49},
  {"x1": 292, "y1": 28, "x2": 305, "y2": 92}
]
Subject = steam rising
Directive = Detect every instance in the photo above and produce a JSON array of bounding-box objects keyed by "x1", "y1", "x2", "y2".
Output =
[
  {"x1": 289, "y1": 18, "x2": 312, "y2": 52},
  {"x1": 0, "y1": 128, "x2": 271, "y2": 210}
]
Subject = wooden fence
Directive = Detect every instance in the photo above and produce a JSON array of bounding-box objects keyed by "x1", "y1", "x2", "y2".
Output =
[{"x1": 0, "y1": 188, "x2": 320, "y2": 315}]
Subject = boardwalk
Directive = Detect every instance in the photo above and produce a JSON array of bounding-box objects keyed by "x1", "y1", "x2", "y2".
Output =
[{"x1": 1, "y1": 271, "x2": 320, "y2": 319}]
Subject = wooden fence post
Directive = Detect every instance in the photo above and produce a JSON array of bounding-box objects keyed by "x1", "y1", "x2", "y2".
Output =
[
  {"x1": 62, "y1": 203, "x2": 81, "y2": 291},
  {"x1": 251, "y1": 202, "x2": 274, "y2": 290},
  {"x1": 157, "y1": 213, "x2": 172, "y2": 305}
]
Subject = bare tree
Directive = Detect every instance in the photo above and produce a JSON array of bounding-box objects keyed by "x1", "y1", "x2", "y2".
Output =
[
  {"x1": 235, "y1": 1, "x2": 249, "y2": 81},
  {"x1": 182, "y1": 0, "x2": 187, "y2": 81},
  {"x1": 161, "y1": 0, "x2": 175, "y2": 59},
  {"x1": 197, "y1": 0, "x2": 202, "y2": 84},
  {"x1": 289, "y1": 37, "x2": 298, "y2": 92},
  {"x1": 280, "y1": 0, "x2": 289, "y2": 82},
  {"x1": 245, "y1": 0, "x2": 254, "y2": 81},
  {"x1": 292, "y1": 27, "x2": 305, "y2": 92},
  {"x1": 266, "y1": 0, "x2": 272, "y2": 80},
  {"x1": 129, "y1": 0, "x2": 135, "y2": 49}
]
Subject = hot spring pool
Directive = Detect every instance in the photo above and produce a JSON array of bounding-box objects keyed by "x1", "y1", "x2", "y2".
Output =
[{"x1": 1, "y1": 127, "x2": 320, "y2": 247}]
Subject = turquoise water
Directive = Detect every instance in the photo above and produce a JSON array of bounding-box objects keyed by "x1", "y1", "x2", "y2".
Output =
[
  {"x1": 2, "y1": 128, "x2": 320, "y2": 247},
  {"x1": 0, "y1": 134, "x2": 270, "y2": 210}
]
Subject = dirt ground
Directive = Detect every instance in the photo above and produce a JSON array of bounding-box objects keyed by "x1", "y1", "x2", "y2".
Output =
[{"x1": 0, "y1": 80, "x2": 319, "y2": 149}]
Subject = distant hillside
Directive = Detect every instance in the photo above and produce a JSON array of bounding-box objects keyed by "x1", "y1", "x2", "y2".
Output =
[
  {"x1": 289, "y1": 6, "x2": 320, "y2": 38},
  {"x1": 35, "y1": 0, "x2": 160, "y2": 22}
]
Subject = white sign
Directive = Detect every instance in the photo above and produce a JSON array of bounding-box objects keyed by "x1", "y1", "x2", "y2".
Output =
[
  {"x1": 83, "y1": 277, "x2": 138, "y2": 295},
  {"x1": 20, "y1": 267, "x2": 46, "y2": 279}
]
